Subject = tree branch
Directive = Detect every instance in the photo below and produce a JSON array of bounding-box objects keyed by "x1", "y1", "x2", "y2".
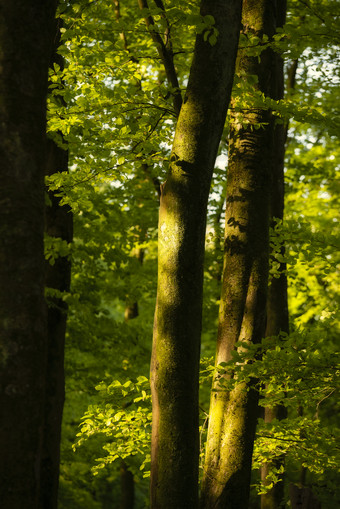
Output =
[
  {"x1": 137, "y1": 0, "x2": 182, "y2": 116},
  {"x1": 114, "y1": 0, "x2": 129, "y2": 51}
]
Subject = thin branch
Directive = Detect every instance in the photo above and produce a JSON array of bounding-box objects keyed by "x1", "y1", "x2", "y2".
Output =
[
  {"x1": 153, "y1": 0, "x2": 172, "y2": 52},
  {"x1": 54, "y1": 100, "x2": 176, "y2": 118},
  {"x1": 286, "y1": 59, "x2": 298, "y2": 92},
  {"x1": 315, "y1": 388, "x2": 336, "y2": 418},
  {"x1": 114, "y1": 0, "x2": 129, "y2": 51},
  {"x1": 257, "y1": 433, "x2": 304, "y2": 444},
  {"x1": 137, "y1": 0, "x2": 182, "y2": 116},
  {"x1": 296, "y1": 0, "x2": 326, "y2": 24},
  {"x1": 130, "y1": 111, "x2": 167, "y2": 153}
]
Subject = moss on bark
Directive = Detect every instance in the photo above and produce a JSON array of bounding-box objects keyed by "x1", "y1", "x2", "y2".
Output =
[
  {"x1": 151, "y1": 1, "x2": 243, "y2": 508},
  {"x1": 200, "y1": 2, "x2": 283, "y2": 508}
]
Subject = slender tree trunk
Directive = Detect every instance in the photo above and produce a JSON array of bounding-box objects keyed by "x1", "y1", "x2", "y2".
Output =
[
  {"x1": 260, "y1": 407, "x2": 287, "y2": 509},
  {"x1": 151, "y1": 2, "x2": 243, "y2": 508},
  {"x1": 200, "y1": 2, "x2": 282, "y2": 508},
  {"x1": 39, "y1": 19, "x2": 73, "y2": 508},
  {"x1": 42, "y1": 138, "x2": 72, "y2": 507},
  {"x1": 42, "y1": 137, "x2": 72, "y2": 508},
  {"x1": 261, "y1": 32, "x2": 299, "y2": 509},
  {"x1": 138, "y1": 0, "x2": 182, "y2": 116},
  {"x1": 260, "y1": 88, "x2": 288, "y2": 509},
  {"x1": 120, "y1": 461, "x2": 135, "y2": 509},
  {"x1": 119, "y1": 248, "x2": 146, "y2": 509},
  {"x1": 289, "y1": 485, "x2": 321, "y2": 509},
  {"x1": 0, "y1": 1, "x2": 57, "y2": 507}
]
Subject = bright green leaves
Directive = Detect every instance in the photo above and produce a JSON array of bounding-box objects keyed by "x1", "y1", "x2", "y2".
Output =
[
  {"x1": 284, "y1": 129, "x2": 340, "y2": 327},
  {"x1": 268, "y1": 216, "x2": 340, "y2": 285},
  {"x1": 74, "y1": 377, "x2": 152, "y2": 477},
  {"x1": 199, "y1": 326, "x2": 340, "y2": 496},
  {"x1": 254, "y1": 416, "x2": 340, "y2": 495},
  {"x1": 45, "y1": 235, "x2": 71, "y2": 266}
]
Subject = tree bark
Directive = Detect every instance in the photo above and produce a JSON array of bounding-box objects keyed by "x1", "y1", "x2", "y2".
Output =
[
  {"x1": 260, "y1": 89, "x2": 288, "y2": 509},
  {"x1": 120, "y1": 460, "x2": 135, "y2": 509},
  {"x1": 39, "y1": 19, "x2": 73, "y2": 508},
  {"x1": 0, "y1": 1, "x2": 57, "y2": 507},
  {"x1": 200, "y1": 2, "x2": 282, "y2": 508},
  {"x1": 42, "y1": 138, "x2": 72, "y2": 509},
  {"x1": 150, "y1": 2, "x2": 243, "y2": 508},
  {"x1": 41, "y1": 137, "x2": 72, "y2": 507},
  {"x1": 260, "y1": 18, "x2": 298, "y2": 509}
]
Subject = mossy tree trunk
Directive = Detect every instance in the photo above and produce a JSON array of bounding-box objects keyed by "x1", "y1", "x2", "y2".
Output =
[
  {"x1": 150, "y1": 1, "x2": 243, "y2": 508},
  {"x1": 0, "y1": 1, "x2": 57, "y2": 507},
  {"x1": 200, "y1": 2, "x2": 282, "y2": 508}
]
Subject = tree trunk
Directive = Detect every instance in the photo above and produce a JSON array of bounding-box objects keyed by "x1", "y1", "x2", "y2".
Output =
[
  {"x1": 261, "y1": 20, "x2": 298, "y2": 509},
  {"x1": 0, "y1": 1, "x2": 57, "y2": 507},
  {"x1": 41, "y1": 139, "x2": 72, "y2": 508},
  {"x1": 119, "y1": 249, "x2": 145, "y2": 509},
  {"x1": 289, "y1": 485, "x2": 321, "y2": 509},
  {"x1": 42, "y1": 137, "x2": 72, "y2": 508},
  {"x1": 120, "y1": 460, "x2": 135, "y2": 509},
  {"x1": 151, "y1": 2, "x2": 243, "y2": 508},
  {"x1": 39, "y1": 19, "x2": 73, "y2": 508},
  {"x1": 260, "y1": 88, "x2": 288, "y2": 509},
  {"x1": 200, "y1": 2, "x2": 281, "y2": 508}
]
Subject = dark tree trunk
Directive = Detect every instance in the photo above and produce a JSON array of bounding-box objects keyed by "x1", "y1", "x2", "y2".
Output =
[
  {"x1": 260, "y1": 79, "x2": 288, "y2": 509},
  {"x1": 201, "y1": 2, "x2": 283, "y2": 508},
  {"x1": 120, "y1": 461, "x2": 135, "y2": 509},
  {"x1": 41, "y1": 143, "x2": 72, "y2": 508},
  {"x1": 261, "y1": 13, "x2": 297, "y2": 507},
  {"x1": 39, "y1": 18, "x2": 73, "y2": 508},
  {"x1": 151, "y1": 1, "x2": 243, "y2": 508},
  {"x1": 289, "y1": 485, "x2": 321, "y2": 509},
  {"x1": 119, "y1": 249, "x2": 146, "y2": 509},
  {"x1": 0, "y1": 1, "x2": 57, "y2": 507}
]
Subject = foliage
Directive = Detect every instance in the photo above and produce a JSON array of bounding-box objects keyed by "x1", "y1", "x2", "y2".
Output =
[
  {"x1": 74, "y1": 377, "x2": 152, "y2": 477},
  {"x1": 44, "y1": 0, "x2": 340, "y2": 506}
]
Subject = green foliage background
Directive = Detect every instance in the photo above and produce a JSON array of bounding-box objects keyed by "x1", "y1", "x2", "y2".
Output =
[{"x1": 46, "y1": 0, "x2": 339, "y2": 507}]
